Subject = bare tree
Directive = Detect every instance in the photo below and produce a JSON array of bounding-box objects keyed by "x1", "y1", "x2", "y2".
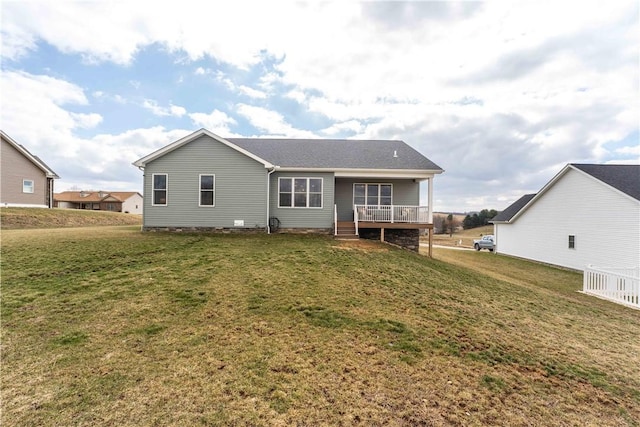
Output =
[{"x1": 445, "y1": 214, "x2": 459, "y2": 237}]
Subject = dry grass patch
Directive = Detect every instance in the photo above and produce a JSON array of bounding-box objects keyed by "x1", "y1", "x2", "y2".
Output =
[
  {"x1": 0, "y1": 207, "x2": 142, "y2": 229},
  {"x1": 2, "y1": 228, "x2": 639, "y2": 426}
]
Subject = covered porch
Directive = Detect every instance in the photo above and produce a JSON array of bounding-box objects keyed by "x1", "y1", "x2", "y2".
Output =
[
  {"x1": 334, "y1": 204, "x2": 433, "y2": 255},
  {"x1": 331, "y1": 175, "x2": 436, "y2": 255}
]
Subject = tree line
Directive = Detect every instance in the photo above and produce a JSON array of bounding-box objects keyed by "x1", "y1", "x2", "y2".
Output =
[
  {"x1": 462, "y1": 209, "x2": 498, "y2": 229},
  {"x1": 433, "y1": 209, "x2": 499, "y2": 236}
]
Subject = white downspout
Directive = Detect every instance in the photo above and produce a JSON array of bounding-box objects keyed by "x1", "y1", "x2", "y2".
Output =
[
  {"x1": 266, "y1": 166, "x2": 278, "y2": 234},
  {"x1": 137, "y1": 165, "x2": 145, "y2": 231},
  {"x1": 49, "y1": 177, "x2": 54, "y2": 208}
]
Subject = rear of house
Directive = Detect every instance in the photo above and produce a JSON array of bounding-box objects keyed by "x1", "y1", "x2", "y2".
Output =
[
  {"x1": 492, "y1": 164, "x2": 640, "y2": 271},
  {"x1": 133, "y1": 129, "x2": 443, "y2": 251},
  {"x1": 1, "y1": 131, "x2": 59, "y2": 208}
]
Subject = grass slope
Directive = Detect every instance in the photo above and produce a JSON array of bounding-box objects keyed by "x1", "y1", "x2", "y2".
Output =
[
  {"x1": 2, "y1": 228, "x2": 639, "y2": 426},
  {"x1": 0, "y1": 207, "x2": 142, "y2": 229}
]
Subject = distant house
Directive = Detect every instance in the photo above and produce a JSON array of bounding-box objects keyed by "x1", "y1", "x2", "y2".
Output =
[
  {"x1": 54, "y1": 191, "x2": 143, "y2": 214},
  {"x1": 491, "y1": 163, "x2": 640, "y2": 271},
  {"x1": 1, "y1": 130, "x2": 60, "y2": 208},
  {"x1": 133, "y1": 128, "x2": 443, "y2": 252}
]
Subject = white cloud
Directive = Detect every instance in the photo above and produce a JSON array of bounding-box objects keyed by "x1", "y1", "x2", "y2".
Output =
[
  {"x1": 238, "y1": 85, "x2": 267, "y2": 99},
  {"x1": 0, "y1": 17, "x2": 37, "y2": 60},
  {"x1": 0, "y1": 68, "x2": 191, "y2": 192},
  {"x1": 142, "y1": 99, "x2": 186, "y2": 117},
  {"x1": 0, "y1": 70, "x2": 102, "y2": 156},
  {"x1": 236, "y1": 104, "x2": 317, "y2": 138},
  {"x1": 170, "y1": 105, "x2": 186, "y2": 117},
  {"x1": 615, "y1": 145, "x2": 640, "y2": 156},
  {"x1": 321, "y1": 120, "x2": 363, "y2": 136},
  {"x1": 188, "y1": 109, "x2": 238, "y2": 136},
  {"x1": 70, "y1": 112, "x2": 103, "y2": 128}
]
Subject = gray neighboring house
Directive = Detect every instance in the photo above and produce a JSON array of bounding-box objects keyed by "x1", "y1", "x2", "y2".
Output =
[
  {"x1": 133, "y1": 129, "x2": 444, "y2": 252},
  {"x1": 1, "y1": 130, "x2": 60, "y2": 208}
]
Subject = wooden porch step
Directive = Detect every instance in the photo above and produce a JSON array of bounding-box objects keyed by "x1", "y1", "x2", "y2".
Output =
[
  {"x1": 335, "y1": 221, "x2": 357, "y2": 239},
  {"x1": 334, "y1": 234, "x2": 359, "y2": 240},
  {"x1": 336, "y1": 221, "x2": 355, "y2": 227}
]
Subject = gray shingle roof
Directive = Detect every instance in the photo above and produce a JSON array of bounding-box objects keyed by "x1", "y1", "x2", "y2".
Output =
[
  {"x1": 492, "y1": 163, "x2": 639, "y2": 224},
  {"x1": 491, "y1": 194, "x2": 536, "y2": 223},
  {"x1": 572, "y1": 164, "x2": 640, "y2": 201},
  {"x1": 227, "y1": 138, "x2": 443, "y2": 171}
]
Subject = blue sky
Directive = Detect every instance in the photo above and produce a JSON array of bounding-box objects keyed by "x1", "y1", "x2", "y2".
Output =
[{"x1": 1, "y1": 1, "x2": 638, "y2": 212}]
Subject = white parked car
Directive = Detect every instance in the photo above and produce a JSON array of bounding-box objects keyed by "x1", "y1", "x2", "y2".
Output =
[{"x1": 473, "y1": 235, "x2": 495, "y2": 252}]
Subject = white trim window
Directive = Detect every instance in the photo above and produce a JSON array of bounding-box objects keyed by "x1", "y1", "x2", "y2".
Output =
[
  {"x1": 354, "y1": 183, "x2": 392, "y2": 206},
  {"x1": 568, "y1": 235, "x2": 576, "y2": 249},
  {"x1": 199, "y1": 174, "x2": 215, "y2": 207},
  {"x1": 22, "y1": 179, "x2": 34, "y2": 194},
  {"x1": 279, "y1": 177, "x2": 323, "y2": 208},
  {"x1": 152, "y1": 173, "x2": 168, "y2": 206}
]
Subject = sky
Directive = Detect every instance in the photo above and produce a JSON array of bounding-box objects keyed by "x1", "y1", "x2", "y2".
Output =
[{"x1": 1, "y1": 1, "x2": 638, "y2": 213}]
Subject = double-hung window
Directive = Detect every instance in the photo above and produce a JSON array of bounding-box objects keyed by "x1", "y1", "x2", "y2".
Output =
[
  {"x1": 22, "y1": 179, "x2": 34, "y2": 194},
  {"x1": 354, "y1": 183, "x2": 392, "y2": 206},
  {"x1": 568, "y1": 235, "x2": 575, "y2": 249},
  {"x1": 199, "y1": 174, "x2": 215, "y2": 206},
  {"x1": 152, "y1": 174, "x2": 168, "y2": 206},
  {"x1": 279, "y1": 177, "x2": 322, "y2": 208}
]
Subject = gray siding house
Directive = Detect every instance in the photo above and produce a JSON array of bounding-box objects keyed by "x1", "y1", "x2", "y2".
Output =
[
  {"x1": 1, "y1": 131, "x2": 59, "y2": 208},
  {"x1": 133, "y1": 129, "x2": 443, "y2": 252}
]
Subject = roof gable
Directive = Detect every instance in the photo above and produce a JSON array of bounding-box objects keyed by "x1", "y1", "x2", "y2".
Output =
[
  {"x1": 571, "y1": 164, "x2": 639, "y2": 201},
  {"x1": 491, "y1": 194, "x2": 536, "y2": 223},
  {"x1": 494, "y1": 163, "x2": 639, "y2": 224},
  {"x1": 132, "y1": 129, "x2": 273, "y2": 168},
  {"x1": 1, "y1": 130, "x2": 60, "y2": 178},
  {"x1": 110, "y1": 192, "x2": 142, "y2": 201}
]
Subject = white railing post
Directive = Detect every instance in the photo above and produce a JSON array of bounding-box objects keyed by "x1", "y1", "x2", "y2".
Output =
[
  {"x1": 354, "y1": 206, "x2": 359, "y2": 236},
  {"x1": 583, "y1": 265, "x2": 640, "y2": 308},
  {"x1": 334, "y1": 204, "x2": 337, "y2": 236}
]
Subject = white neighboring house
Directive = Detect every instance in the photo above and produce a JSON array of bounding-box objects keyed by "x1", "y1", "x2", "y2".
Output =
[{"x1": 491, "y1": 164, "x2": 639, "y2": 271}]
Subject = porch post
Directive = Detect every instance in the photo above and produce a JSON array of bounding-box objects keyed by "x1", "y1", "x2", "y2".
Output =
[{"x1": 427, "y1": 177, "x2": 433, "y2": 223}]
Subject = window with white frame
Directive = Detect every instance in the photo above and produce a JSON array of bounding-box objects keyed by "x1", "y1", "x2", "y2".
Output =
[
  {"x1": 152, "y1": 174, "x2": 168, "y2": 206},
  {"x1": 353, "y1": 183, "x2": 392, "y2": 206},
  {"x1": 199, "y1": 174, "x2": 215, "y2": 206},
  {"x1": 22, "y1": 179, "x2": 34, "y2": 193},
  {"x1": 279, "y1": 177, "x2": 322, "y2": 208},
  {"x1": 568, "y1": 235, "x2": 575, "y2": 249}
]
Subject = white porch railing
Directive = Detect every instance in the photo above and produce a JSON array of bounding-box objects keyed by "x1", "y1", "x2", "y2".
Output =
[
  {"x1": 354, "y1": 205, "x2": 429, "y2": 224},
  {"x1": 583, "y1": 265, "x2": 640, "y2": 309},
  {"x1": 334, "y1": 204, "x2": 338, "y2": 235}
]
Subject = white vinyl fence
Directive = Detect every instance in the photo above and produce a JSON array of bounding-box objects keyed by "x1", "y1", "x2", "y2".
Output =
[{"x1": 583, "y1": 265, "x2": 640, "y2": 309}]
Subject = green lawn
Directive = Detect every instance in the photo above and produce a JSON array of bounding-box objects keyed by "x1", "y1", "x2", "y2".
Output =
[{"x1": 2, "y1": 227, "x2": 639, "y2": 426}]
